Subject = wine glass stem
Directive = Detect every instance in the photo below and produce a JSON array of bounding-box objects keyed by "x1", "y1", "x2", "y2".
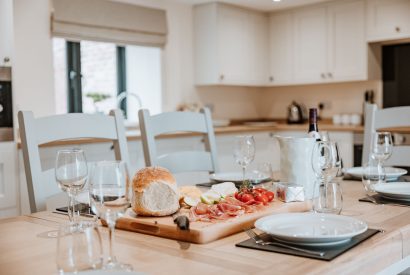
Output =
[
  {"x1": 242, "y1": 166, "x2": 246, "y2": 184},
  {"x1": 107, "y1": 222, "x2": 117, "y2": 264},
  {"x1": 68, "y1": 193, "x2": 75, "y2": 222}
]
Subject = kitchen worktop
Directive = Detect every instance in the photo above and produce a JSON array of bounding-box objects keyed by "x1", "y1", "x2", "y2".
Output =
[{"x1": 15, "y1": 121, "x2": 364, "y2": 149}]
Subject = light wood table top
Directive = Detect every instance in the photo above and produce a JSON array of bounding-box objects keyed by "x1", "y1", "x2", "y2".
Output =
[{"x1": 1, "y1": 180, "x2": 410, "y2": 274}]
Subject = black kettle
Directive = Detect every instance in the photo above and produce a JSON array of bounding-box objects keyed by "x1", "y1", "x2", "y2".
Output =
[{"x1": 287, "y1": 101, "x2": 305, "y2": 124}]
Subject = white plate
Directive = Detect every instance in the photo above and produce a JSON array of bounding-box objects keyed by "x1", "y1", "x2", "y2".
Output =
[
  {"x1": 345, "y1": 166, "x2": 407, "y2": 181},
  {"x1": 255, "y1": 213, "x2": 368, "y2": 246},
  {"x1": 374, "y1": 182, "x2": 410, "y2": 201},
  {"x1": 210, "y1": 172, "x2": 270, "y2": 184}
]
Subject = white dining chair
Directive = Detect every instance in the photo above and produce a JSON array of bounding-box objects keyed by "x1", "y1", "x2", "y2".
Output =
[
  {"x1": 18, "y1": 110, "x2": 130, "y2": 213},
  {"x1": 362, "y1": 103, "x2": 410, "y2": 166},
  {"x1": 138, "y1": 108, "x2": 219, "y2": 175}
]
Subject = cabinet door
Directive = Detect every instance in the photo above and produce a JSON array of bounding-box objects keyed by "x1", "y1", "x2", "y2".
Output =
[
  {"x1": 367, "y1": 0, "x2": 410, "y2": 42},
  {"x1": 0, "y1": 0, "x2": 13, "y2": 66},
  {"x1": 328, "y1": 0, "x2": 366, "y2": 81},
  {"x1": 293, "y1": 6, "x2": 328, "y2": 83},
  {"x1": 269, "y1": 12, "x2": 293, "y2": 85},
  {"x1": 249, "y1": 12, "x2": 269, "y2": 85},
  {"x1": 218, "y1": 5, "x2": 250, "y2": 84}
]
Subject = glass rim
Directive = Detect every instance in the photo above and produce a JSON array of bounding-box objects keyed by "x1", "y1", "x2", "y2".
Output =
[{"x1": 374, "y1": 131, "x2": 392, "y2": 135}]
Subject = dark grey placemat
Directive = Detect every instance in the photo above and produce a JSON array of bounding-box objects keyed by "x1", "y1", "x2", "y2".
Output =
[
  {"x1": 235, "y1": 229, "x2": 380, "y2": 261},
  {"x1": 359, "y1": 194, "x2": 410, "y2": 206}
]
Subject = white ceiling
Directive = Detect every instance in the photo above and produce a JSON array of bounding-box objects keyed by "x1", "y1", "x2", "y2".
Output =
[{"x1": 162, "y1": 0, "x2": 333, "y2": 12}]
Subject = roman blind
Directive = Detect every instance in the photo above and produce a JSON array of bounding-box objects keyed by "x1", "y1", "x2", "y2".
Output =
[{"x1": 51, "y1": 0, "x2": 167, "y2": 47}]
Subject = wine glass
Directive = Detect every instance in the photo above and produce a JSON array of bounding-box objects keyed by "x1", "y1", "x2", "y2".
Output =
[
  {"x1": 56, "y1": 221, "x2": 103, "y2": 273},
  {"x1": 55, "y1": 149, "x2": 88, "y2": 222},
  {"x1": 371, "y1": 132, "x2": 393, "y2": 183},
  {"x1": 311, "y1": 141, "x2": 342, "y2": 213},
  {"x1": 233, "y1": 135, "x2": 255, "y2": 186},
  {"x1": 89, "y1": 161, "x2": 132, "y2": 271},
  {"x1": 362, "y1": 160, "x2": 386, "y2": 196}
]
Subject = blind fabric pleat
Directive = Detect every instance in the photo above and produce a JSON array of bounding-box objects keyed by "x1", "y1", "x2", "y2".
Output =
[{"x1": 51, "y1": 0, "x2": 167, "y2": 47}]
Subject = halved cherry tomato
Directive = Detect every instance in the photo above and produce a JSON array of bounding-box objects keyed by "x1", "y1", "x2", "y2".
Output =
[
  {"x1": 265, "y1": 191, "x2": 274, "y2": 202},
  {"x1": 254, "y1": 193, "x2": 269, "y2": 205}
]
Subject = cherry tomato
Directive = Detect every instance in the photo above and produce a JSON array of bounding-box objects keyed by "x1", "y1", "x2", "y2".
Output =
[
  {"x1": 241, "y1": 193, "x2": 254, "y2": 203},
  {"x1": 265, "y1": 191, "x2": 274, "y2": 202},
  {"x1": 234, "y1": 192, "x2": 240, "y2": 200},
  {"x1": 254, "y1": 188, "x2": 267, "y2": 194},
  {"x1": 255, "y1": 193, "x2": 269, "y2": 205}
]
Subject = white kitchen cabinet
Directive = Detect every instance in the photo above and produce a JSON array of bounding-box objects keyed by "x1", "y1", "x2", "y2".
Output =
[
  {"x1": 268, "y1": 12, "x2": 293, "y2": 85},
  {"x1": 0, "y1": 0, "x2": 13, "y2": 66},
  {"x1": 293, "y1": 6, "x2": 328, "y2": 83},
  {"x1": 328, "y1": 0, "x2": 367, "y2": 81},
  {"x1": 292, "y1": 1, "x2": 368, "y2": 84},
  {"x1": 367, "y1": 0, "x2": 410, "y2": 42},
  {"x1": 0, "y1": 142, "x2": 18, "y2": 218},
  {"x1": 194, "y1": 3, "x2": 269, "y2": 86}
]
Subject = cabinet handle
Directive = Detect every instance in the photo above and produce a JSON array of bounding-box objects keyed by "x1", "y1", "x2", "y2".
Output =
[
  {"x1": 219, "y1": 74, "x2": 224, "y2": 81},
  {"x1": 321, "y1": 73, "x2": 326, "y2": 79},
  {"x1": 395, "y1": 26, "x2": 401, "y2": 32},
  {"x1": 327, "y1": 72, "x2": 333, "y2": 78},
  {"x1": 269, "y1": 76, "x2": 274, "y2": 82}
]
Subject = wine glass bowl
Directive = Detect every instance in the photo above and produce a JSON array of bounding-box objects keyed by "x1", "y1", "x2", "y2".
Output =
[
  {"x1": 55, "y1": 148, "x2": 88, "y2": 222},
  {"x1": 233, "y1": 135, "x2": 256, "y2": 185},
  {"x1": 371, "y1": 132, "x2": 393, "y2": 162},
  {"x1": 311, "y1": 141, "x2": 341, "y2": 183}
]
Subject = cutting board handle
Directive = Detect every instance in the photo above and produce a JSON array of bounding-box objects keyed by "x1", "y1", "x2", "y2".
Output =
[{"x1": 129, "y1": 222, "x2": 160, "y2": 234}]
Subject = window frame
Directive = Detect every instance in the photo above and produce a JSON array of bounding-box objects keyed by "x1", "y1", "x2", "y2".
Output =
[{"x1": 66, "y1": 41, "x2": 127, "y2": 114}]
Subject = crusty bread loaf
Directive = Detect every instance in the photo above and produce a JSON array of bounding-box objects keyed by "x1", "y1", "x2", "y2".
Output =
[{"x1": 132, "y1": 166, "x2": 180, "y2": 216}]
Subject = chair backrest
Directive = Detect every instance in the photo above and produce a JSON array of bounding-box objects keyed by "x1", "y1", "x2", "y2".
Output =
[
  {"x1": 362, "y1": 103, "x2": 410, "y2": 166},
  {"x1": 18, "y1": 110, "x2": 130, "y2": 213},
  {"x1": 138, "y1": 107, "x2": 219, "y2": 174}
]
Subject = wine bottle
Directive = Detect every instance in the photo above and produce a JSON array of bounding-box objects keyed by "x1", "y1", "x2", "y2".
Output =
[{"x1": 308, "y1": 108, "x2": 321, "y2": 141}]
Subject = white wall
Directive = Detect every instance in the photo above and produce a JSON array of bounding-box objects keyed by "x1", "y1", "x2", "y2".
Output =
[
  {"x1": 12, "y1": 0, "x2": 55, "y2": 127},
  {"x1": 258, "y1": 80, "x2": 382, "y2": 119},
  {"x1": 0, "y1": 0, "x2": 13, "y2": 66}
]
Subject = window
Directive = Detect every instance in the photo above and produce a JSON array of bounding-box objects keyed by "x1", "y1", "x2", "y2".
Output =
[{"x1": 52, "y1": 38, "x2": 162, "y2": 121}]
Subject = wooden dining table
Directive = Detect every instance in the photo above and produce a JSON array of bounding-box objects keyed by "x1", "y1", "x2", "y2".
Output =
[{"x1": 1, "y1": 180, "x2": 410, "y2": 275}]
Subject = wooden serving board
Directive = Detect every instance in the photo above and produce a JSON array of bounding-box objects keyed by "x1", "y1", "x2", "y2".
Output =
[{"x1": 114, "y1": 200, "x2": 310, "y2": 244}]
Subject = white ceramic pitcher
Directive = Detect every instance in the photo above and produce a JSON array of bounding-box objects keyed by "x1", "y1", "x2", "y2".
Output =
[{"x1": 275, "y1": 135, "x2": 316, "y2": 199}]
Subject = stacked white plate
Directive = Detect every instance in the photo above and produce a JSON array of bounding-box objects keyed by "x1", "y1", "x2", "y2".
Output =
[
  {"x1": 374, "y1": 182, "x2": 410, "y2": 201},
  {"x1": 255, "y1": 213, "x2": 368, "y2": 247},
  {"x1": 345, "y1": 166, "x2": 407, "y2": 181}
]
